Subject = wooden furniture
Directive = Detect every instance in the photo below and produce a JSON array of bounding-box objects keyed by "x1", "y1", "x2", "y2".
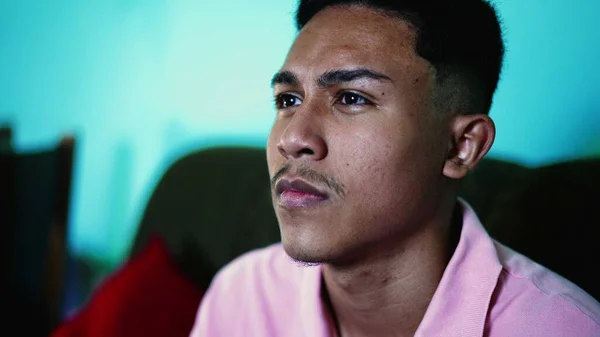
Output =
[{"x1": 0, "y1": 129, "x2": 76, "y2": 336}]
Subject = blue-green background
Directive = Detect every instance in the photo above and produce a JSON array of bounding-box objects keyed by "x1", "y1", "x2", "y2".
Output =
[{"x1": 1, "y1": 0, "x2": 599, "y2": 269}]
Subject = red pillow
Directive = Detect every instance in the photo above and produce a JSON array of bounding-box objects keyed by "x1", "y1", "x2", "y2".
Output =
[{"x1": 51, "y1": 236, "x2": 204, "y2": 337}]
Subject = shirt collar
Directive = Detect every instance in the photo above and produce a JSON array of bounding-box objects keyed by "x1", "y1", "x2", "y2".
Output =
[{"x1": 414, "y1": 199, "x2": 502, "y2": 337}]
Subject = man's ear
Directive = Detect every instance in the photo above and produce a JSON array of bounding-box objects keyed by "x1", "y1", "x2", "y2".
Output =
[{"x1": 443, "y1": 114, "x2": 495, "y2": 179}]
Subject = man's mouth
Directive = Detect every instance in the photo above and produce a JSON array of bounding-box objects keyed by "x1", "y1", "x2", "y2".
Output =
[{"x1": 275, "y1": 178, "x2": 329, "y2": 208}]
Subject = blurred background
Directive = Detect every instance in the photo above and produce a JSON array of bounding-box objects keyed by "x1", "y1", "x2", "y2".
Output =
[{"x1": 1, "y1": 0, "x2": 599, "y2": 333}]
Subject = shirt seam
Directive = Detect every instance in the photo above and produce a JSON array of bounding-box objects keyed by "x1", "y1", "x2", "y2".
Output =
[{"x1": 501, "y1": 268, "x2": 600, "y2": 326}]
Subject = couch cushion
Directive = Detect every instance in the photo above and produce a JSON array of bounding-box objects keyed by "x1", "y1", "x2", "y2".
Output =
[{"x1": 51, "y1": 236, "x2": 203, "y2": 337}]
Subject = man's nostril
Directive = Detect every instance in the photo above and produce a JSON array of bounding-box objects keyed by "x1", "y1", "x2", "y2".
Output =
[{"x1": 299, "y1": 148, "x2": 315, "y2": 155}]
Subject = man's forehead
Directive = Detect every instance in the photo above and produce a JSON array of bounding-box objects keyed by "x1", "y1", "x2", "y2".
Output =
[
  {"x1": 279, "y1": 6, "x2": 420, "y2": 80},
  {"x1": 292, "y1": 5, "x2": 417, "y2": 51}
]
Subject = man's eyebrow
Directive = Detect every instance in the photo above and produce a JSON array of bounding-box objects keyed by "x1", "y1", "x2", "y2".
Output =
[
  {"x1": 317, "y1": 68, "x2": 392, "y2": 87},
  {"x1": 271, "y1": 70, "x2": 299, "y2": 88}
]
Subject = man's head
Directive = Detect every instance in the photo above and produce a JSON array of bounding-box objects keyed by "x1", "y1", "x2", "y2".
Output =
[{"x1": 267, "y1": 0, "x2": 503, "y2": 264}]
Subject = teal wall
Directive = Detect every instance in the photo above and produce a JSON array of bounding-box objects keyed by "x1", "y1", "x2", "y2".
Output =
[{"x1": 1, "y1": 0, "x2": 599, "y2": 268}]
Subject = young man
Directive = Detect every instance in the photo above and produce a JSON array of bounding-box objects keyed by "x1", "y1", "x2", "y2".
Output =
[{"x1": 190, "y1": 0, "x2": 600, "y2": 336}]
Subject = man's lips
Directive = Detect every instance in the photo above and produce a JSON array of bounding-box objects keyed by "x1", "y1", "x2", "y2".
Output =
[{"x1": 275, "y1": 178, "x2": 329, "y2": 208}]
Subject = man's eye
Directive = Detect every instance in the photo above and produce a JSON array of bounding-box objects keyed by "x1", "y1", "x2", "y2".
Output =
[
  {"x1": 338, "y1": 92, "x2": 371, "y2": 105},
  {"x1": 275, "y1": 94, "x2": 302, "y2": 109}
]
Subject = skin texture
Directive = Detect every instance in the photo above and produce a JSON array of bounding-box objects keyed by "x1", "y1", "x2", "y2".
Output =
[{"x1": 267, "y1": 5, "x2": 495, "y2": 337}]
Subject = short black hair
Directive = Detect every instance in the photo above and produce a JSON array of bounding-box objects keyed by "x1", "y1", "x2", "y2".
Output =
[{"x1": 295, "y1": 0, "x2": 504, "y2": 115}]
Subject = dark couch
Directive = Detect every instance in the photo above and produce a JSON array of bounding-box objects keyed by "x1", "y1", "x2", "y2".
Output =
[{"x1": 131, "y1": 147, "x2": 600, "y2": 300}]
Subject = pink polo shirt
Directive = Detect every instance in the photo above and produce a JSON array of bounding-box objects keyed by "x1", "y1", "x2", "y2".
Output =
[{"x1": 190, "y1": 201, "x2": 600, "y2": 336}]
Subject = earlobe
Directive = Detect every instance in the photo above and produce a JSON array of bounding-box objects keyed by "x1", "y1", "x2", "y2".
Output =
[{"x1": 443, "y1": 114, "x2": 495, "y2": 180}]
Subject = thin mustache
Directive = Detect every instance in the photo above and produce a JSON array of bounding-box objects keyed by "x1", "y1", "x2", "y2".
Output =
[{"x1": 270, "y1": 164, "x2": 346, "y2": 198}]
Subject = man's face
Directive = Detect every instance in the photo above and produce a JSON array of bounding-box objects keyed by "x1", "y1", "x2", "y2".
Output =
[{"x1": 267, "y1": 5, "x2": 452, "y2": 264}]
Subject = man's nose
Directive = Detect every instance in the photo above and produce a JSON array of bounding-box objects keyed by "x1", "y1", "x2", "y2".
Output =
[{"x1": 276, "y1": 109, "x2": 327, "y2": 161}]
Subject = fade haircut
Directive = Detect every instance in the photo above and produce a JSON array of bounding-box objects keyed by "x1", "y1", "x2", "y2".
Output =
[{"x1": 295, "y1": 0, "x2": 505, "y2": 115}]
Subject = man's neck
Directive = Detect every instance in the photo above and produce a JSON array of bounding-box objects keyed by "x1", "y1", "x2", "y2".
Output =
[{"x1": 321, "y1": 206, "x2": 462, "y2": 337}]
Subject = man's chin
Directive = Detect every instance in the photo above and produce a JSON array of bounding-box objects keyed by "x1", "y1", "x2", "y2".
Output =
[{"x1": 281, "y1": 239, "x2": 334, "y2": 266}]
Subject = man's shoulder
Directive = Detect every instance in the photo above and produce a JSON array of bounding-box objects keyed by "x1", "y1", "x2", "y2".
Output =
[
  {"x1": 189, "y1": 243, "x2": 321, "y2": 337},
  {"x1": 212, "y1": 242, "x2": 307, "y2": 287},
  {"x1": 201, "y1": 242, "x2": 321, "y2": 310},
  {"x1": 490, "y1": 241, "x2": 600, "y2": 335}
]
